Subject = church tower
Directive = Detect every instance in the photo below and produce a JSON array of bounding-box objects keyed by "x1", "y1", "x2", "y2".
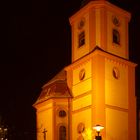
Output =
[
  {"x1": 33, "y1": 0, "x2": 137, "y2": 140},
  {"x1": 66, "y1": 0, "x2": 137, "y2": 139}
]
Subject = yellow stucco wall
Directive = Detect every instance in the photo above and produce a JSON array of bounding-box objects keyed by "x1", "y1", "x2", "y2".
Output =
[
  {"x1": 105, "y1": 58, "x2": 128, "y2": 109},
  {"x1": 106, "y1": 108, "x2": 128, "y2": 140},
  {"x1": 73, "y1": 60, "x2": 92, "y2": 85},
  {"x1": 72, "y1": 60, "x2": 92, "y2": 97},
  {"x1": 72, "y1": 94, "x2": 92, "y2": 111},
  {"x1": 72, "y1": 108, "x2": 92, "y2": 140},
  {"x1": 95, "y1": 8, "x2": 101, "y2": 47},
  {"x1": 37, "y1": 106, "x2": 53, "y2": 140},
  {"x1": 72, "y1": 79, "x2": 92, "y2": 97}
]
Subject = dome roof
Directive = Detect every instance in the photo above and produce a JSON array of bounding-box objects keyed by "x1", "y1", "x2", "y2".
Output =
[{"x1": 34, "y1": 69, "x2": 72, "y2": 105}]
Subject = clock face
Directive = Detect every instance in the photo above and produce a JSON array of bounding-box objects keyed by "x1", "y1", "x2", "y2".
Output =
[
  {"x1": 112, "y1": 16, "x2": 120, "y2": 26},
  {"x1": 79, "y1": 69, "x2": 85, "y2": 81},
  {"x1": 112, "y1": 67, "x2": 120, "y2": 79},
  {"x1": 78, "y1": 18, "x2": 85, "y2": 30}
]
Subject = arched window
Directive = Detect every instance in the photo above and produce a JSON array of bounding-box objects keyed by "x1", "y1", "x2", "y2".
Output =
[
  {"x1": 59, "y1": 125, "x2": 66, "y2": 140},
  {"x1": 59, "y1": 110, "x2": 66, "y2": 117},
  {"x1": 113, "y1": 29, "x2": 120, "y2": 45},
  {"x1": 78, "y1": 31, "x2": 85, "y2": 47}
]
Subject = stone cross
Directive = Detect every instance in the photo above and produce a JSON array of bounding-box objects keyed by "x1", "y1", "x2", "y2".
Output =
[{"x1": 42, "y1": 128, "x2": 47, "y2": 140}]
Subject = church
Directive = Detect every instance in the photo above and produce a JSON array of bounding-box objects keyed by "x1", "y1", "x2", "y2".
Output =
[{"x1": 33, "y1": 0, "x2": 137, "y2": 139}]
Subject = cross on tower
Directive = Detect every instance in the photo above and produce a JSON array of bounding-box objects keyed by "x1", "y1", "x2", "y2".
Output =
[{"x1": 42, "y1": 128, "x2": 47, "y2": 140}]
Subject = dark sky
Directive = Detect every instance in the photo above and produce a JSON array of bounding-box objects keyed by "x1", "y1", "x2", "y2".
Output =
[{"x1": 1, "y1": 0, "x2": 140, "y2": 139}]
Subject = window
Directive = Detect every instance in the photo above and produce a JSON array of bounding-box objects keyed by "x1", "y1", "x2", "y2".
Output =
[
  {"x1": 112, "y1": 67, "x2": 120, "y2": 79},
  {"x1": 78, "y1": 31, "x2": 85, "y2": 47},
  {"x1": 59, "y1": 110, "x2": 66, "y2": 117},
  {"x1": 113, "y1": 29, "x2": 120, "y2": 45},
  {"x1": 59, "y1": 126, "x2": 66, "y2": 140}
]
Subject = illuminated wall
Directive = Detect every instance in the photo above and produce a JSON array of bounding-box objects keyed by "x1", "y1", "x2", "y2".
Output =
[
  {"x1": 72, "y1": 60, "x2": 92, "y2": 96},
  {"x1": 72, "y1": 109, "x2": 92, "y2": 139},
  {"x1": 70, "y1": 1, "x2": 130, "y2": 62},
  {"x1": 36, "y1": 101, "x2": 53, "y2": 140},
  {"x1": 105, "y1": 58, "x2": 128, "y2": 109},
  {"x1": 54, "y1": 99, "x2": 69, "y2": 140},
  {"x1": 34, "y1": 98, "x2": 70, "y2": 140},
  {"x1": 68, "y1": 1, "x2": 136, "y2": 139},
  {"x1": 105, "y1": 58, "x2": 129, "y2": 139},
  {"x1": 68, "y1": 59, "x2": 93, "y2": 139}
]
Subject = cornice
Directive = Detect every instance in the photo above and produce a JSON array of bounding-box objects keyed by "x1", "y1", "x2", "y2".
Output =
[
  {"x1": 65, "y1": 47, "x2": 137, "y2": 71},
  {"x1": 69, "y1": 0, "x2": 131, "y2": 25}
]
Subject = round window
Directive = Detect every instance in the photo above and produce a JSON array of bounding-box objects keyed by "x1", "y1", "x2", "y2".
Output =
[
  {"x1": 78, "y1": 18, "x2": 85, "y2": 30},
  {"x1": 112, "y1": 16, "x2": 120, "y2": 26}
]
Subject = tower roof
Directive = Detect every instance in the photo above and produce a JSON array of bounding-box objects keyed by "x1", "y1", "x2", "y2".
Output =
[
  {"x1": 43, "y1": 69, "x2": 66, "y2": 87},
  {"x1": 33, "y1": 69, "x2": 72, "y2": 106}
]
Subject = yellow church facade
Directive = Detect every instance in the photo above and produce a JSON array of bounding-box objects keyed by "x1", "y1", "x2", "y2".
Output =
[{"x1": 33, "y1": 0, "x2": 137, "y2": 140}]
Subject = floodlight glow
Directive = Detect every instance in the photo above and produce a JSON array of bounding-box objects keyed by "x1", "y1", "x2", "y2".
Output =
[{"x1": 93, "y1": 124, "x2": 104, "y2": 132}]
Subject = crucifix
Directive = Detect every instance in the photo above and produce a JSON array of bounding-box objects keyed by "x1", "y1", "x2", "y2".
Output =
[{"x1": 42, "y1": 128, "x2": 47, "y2": 140}]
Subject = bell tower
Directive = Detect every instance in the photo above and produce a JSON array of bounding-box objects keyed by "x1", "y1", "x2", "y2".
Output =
[
  {"x1": 66, "y1": 0, "x2": 137, "y2": 139},
  {"x1": 70, "y1": 0, "x2": 130, "y2": 62}
]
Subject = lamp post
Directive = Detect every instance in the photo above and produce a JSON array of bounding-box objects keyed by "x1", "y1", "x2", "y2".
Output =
[{"x1": 93, "y1": 124, "x2": 104, "y2": 140}]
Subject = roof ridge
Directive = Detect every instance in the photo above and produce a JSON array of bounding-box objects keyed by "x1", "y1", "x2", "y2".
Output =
[{"x1": 42, "y1": 69, "x2": 66, "y2": 88}]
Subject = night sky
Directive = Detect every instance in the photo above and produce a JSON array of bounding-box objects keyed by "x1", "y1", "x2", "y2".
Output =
[{"x1": 1, "y1": 0, "x2": 140, "y2": 139}]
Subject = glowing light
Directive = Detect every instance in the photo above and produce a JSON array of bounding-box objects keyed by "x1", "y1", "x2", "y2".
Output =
[{"x1": 93, "y1": 124, "x2": 104, "y2": 132}]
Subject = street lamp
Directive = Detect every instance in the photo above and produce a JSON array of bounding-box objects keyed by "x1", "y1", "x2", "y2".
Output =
[{"x1": 93, "y1": 124, "x2": 104, "y2": 140}]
